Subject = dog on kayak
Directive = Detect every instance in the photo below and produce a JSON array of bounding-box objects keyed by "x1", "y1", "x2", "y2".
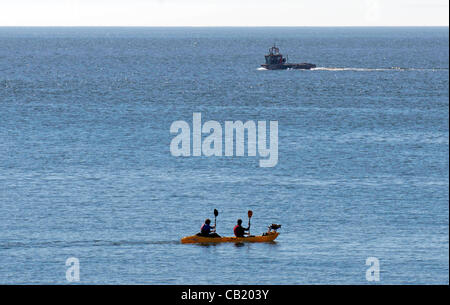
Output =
[{"x1": 267, "y1": 224, "x2": 281, "y2": 233}]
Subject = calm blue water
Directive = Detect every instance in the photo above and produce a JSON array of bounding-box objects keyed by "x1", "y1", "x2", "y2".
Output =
[{"x1": 0, "y1": 27, "x2": 448, "y2": 284}]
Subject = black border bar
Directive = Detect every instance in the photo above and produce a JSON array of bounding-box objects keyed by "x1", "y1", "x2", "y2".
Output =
[{"x1": 1, "y1": 285, "x2": 448, "y2": 304}]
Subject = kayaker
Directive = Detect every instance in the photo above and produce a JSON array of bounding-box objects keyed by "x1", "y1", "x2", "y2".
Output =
[
  {"x1": 233, "y1": 219, "x2": 250, "y2": 237},
  {"x1": 199, "y1": 219, "x2": 220, "y2": 237}
]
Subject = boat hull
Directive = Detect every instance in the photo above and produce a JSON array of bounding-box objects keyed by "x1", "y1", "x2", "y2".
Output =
[
  {"x1": 261, "y1": 63, "x2": 316, "y2": 70},
  {"x1": 181, "y1": 232, "x2": 279, "y2": 244}
]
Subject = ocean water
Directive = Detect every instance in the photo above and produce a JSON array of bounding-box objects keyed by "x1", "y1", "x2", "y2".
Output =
[{"x1": 0, "y1": 27, "x2": 448, "y2": 284}]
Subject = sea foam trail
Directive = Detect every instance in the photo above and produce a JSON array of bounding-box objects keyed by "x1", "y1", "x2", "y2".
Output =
[
  {"x1": 257, "y1": 67, "x2": 447, "y2": 72},
  {"x1": 311, "y1": 67, "x2": 448, "y2": 72}
]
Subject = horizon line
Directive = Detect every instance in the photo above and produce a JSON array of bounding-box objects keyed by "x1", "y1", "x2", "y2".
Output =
[{"x1": 0, "y1": 25, "x2": 448, "y2": 28}]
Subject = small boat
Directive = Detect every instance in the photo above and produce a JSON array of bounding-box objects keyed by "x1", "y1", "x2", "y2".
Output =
[
  {"x1": 181, "y1": 231, "x2": 279, "y2": 244},
  {"x1": 261, "y1": 45, "x2": 316, "y2": 70}
]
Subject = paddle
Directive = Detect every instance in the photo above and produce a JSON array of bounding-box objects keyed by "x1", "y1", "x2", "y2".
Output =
[
  {"x1": 247, "y1": 210, "x2": 253, "y2": 236},
  {"x1": 214, "y1": 209, "x2": 219, "y2": 231}
]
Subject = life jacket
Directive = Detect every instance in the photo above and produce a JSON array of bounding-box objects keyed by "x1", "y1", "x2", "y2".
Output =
[
  {"x1": 201, "y1": 223, "x2": 211, "y2": 235},
  {"x1": 234, "y1": 225, "x2": 245, "y2": 237}
]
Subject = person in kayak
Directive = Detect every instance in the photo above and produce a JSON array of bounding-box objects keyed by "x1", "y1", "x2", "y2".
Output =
[
  {"x1": 199, "y1": 219, "x2": 220, "y2": 237},
  {"x1": 234, "y1": 219, "x2": 250, "y2": 237}
]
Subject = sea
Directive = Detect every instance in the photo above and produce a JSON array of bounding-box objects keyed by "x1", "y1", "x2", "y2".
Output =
[{"x1": 0, "y1": 27, "x2": 448, "y2": 284}]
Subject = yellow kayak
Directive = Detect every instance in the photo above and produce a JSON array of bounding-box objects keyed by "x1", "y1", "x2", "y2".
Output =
[{"x1": 181, "y1": 232, "x2": 279, "y2": 244}]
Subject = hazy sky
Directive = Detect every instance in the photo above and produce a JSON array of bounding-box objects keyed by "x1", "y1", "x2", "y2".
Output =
[{"x1": 1, "y1": 0, "x2": 448, "y2": 26}]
